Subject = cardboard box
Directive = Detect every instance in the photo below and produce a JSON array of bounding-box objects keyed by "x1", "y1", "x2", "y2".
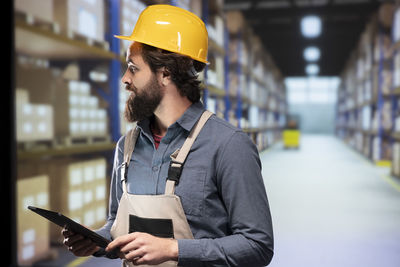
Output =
[
  {"x1": 15, "y1": 0, "x2": 53, "y2": 23},
  {"x1": 53, "y1": 0, "x2": 105, "y2": 42},
  {"x1": 16, "y1": 97, "x2": 54, "y2": 142},
  {"x1": 35, "y1": 158, "x2": 107, "y2": 243},
  {"x1": 17, "y1": 175, "x2": 50, "y2": 266}
]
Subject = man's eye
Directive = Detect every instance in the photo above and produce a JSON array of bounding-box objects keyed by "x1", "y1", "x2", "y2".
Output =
[{"x1": 129, "y1": 66, "x2": 137, "y2": 74}]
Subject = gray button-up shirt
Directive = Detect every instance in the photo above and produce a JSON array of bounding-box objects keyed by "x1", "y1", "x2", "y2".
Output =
[{"x1": 96, "y1": 102, "x2": 274, "y2": 266}]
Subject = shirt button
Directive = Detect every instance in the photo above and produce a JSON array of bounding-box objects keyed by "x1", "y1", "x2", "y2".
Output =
[{"x1": 152, "y1": 166, "x2": 159, "y2": 172}]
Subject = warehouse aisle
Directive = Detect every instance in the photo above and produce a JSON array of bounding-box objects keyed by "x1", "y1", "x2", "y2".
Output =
[{"x1": 262, "y1": 134, "x2": 400, "y2": 267}]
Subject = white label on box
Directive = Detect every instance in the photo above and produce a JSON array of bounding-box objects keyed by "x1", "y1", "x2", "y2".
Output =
[
  {"x1": 84, "y1": 210, "x2": 95, "y2": 227},
  {"x1": 84, "y1": 166, "x2": 95, "y2": 182},
  {"x1": 97, "y1": 109, "x2": 106, "y2": 119},
  {"x1": 96, "y1": 206, "x2": 106, "y2": 222},
  {"x1": 70, "y1": 122, "x2": 79, "y2": 134},
  {"x1": 23, "y1": 122, "x2": 33, "y2": 134},
  {"x1": 78, "y1": 8, "x2": 97, "y2": 40},
  {"x1": 84, "y1": 0, "x2": 96, "y2": 5},
  {"x1": 37, "y1": 122, "x2": 47, "y2": 133},
  {"x1": 70, "y1": 168, "x2": 82, "y2": 186},
  {"x1": 23, "y1": 196, "x2": 35, "y2": 211},
  {"x1": 89, "y1": 122, "x2": 96, "y2": 132},
  {"x1": 84, "y1": 190, "x2": 93, "y2": 204},
  {"x1": 22, "y1": 244, "x2": 34, "y2": 260},
  {"x1": 70, "y1": 108, "x2": 79, "y2": 119},
  {"x1": 23, "y1": 229, "x2": 35, "y2": 244},
  {"x1": 36, "y1": 106, "x2": 47, "y2": 117},
  {"x1": 96, "y1": 162, "x2": 106, "y2": 179},
  {"x1": 96, "y1": 185, "x2": 105, "y2": 200},
  {"x1": 23, "y1": 104, "x2": 32, "y2": 115},
  {"x1": 69, "y1": 95, "x2": 79, "y2": 106},
  {"x1": 80, "y1": 122, "x2": 89, "y2": 132},
  {"x1": 36, "y1": 192, "x2": 48, "y2": 207},
  {"x1": 69, "y1": 191, "x2": 83, "y2": 211}
]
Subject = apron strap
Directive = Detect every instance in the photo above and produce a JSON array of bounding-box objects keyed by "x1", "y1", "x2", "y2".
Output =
[
  {"x1": 166, "y1": 110, "x2": 213, "y2": 195},
  {"x1": 122, "y1": 125, "x2": 140, "y2": 193}
]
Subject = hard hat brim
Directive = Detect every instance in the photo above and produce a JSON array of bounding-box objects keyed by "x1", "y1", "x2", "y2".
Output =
[{"x1": 114, "y1": 35, "x2": 209, "y2": 65}]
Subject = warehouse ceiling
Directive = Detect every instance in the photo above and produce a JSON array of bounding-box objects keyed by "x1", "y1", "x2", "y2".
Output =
[{"x1": 224, "y1": 0, "x2": 389, "y2": 77}]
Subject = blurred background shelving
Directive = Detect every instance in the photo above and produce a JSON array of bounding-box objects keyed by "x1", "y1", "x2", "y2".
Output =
[{"x1": 335, "y1": 1, "x2": 400, "y2": 178}]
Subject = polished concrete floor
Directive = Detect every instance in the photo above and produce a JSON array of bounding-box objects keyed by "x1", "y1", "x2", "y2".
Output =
[
  {"x1": 262, "y1": 134, "x2": 400, "y2": 267},
  {"x1": 34, "y1": 134, "x2": 400, "y2": 267}
]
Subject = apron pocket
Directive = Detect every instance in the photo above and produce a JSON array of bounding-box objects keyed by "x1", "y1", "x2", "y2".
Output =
[{"x1": 129, "y1": 214, "x2": 174, "y2": 238}]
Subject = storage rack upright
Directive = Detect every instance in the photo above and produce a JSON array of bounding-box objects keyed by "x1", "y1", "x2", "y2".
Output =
[{"x1": 335, "y1": 2, "x2": 399, "y2": 175}]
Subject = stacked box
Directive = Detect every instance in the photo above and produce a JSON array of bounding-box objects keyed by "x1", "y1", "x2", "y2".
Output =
[
  {"x1": 395, "y1": 115, "x2": 400, "y2": 132},
  {"x1": 373, "y1": 34, "x2": 392, "y2": 62},
  {"x1": 249, "y1": 80, "x2": 258, "y2": 103},
  {"x1": 249, "y1": 106, "x2": 259, "y2": 128},
  {"x1": 67, "y1": 80, "x2": 108, "y2": 138},
  {"x1": 362, "y1": 106, "x2": 372, "y2": 130},
  {"x1": 207, "y1": 55, "x2": 224, "y2": 89},
  {"x1": 15, "y1": 0, "x2": 53, "y2": 23},
  {"x1": 382, "y1": 101, "x2": 392, "y2": 130},
  {"x1": 53, "y1": 0, "x2": 105, "y2": 42},
  {"x1": 16, "y1": 89, "x2": 54, "y2": 142},
  {"x1": 228, "y1": 39, "x2": 248, "y2": 66},
  {"x1": 216, "y1": 99, "x2": 225, "y2": 119},
  {"x1": 393, "y1": 143, "x2": 400, "y2": 177},
  {"x1": 17, "y1": 175, "x2": 50, "y2": 266},
  {"x1": 207, "y1": 14, "x2": 224, "y2": 47},
  {"x1": 394, "y1": 52, "x2": 400, "y2": 88},
  {"x1": 175, "y1": 0, "x2": 191, "y2": 11},
  {"x1": 394, "y1": 7, "x2": 400, "y2": 42},
  {"x1": 36, "y1": 158, "x2": 108, "y2": 243}
]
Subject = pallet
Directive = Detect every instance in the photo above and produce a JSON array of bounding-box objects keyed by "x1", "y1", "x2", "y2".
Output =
[
  {"x1": 15, "y1": 10, "x2": 60, "y2": 34},
  {"x1": 56, "y1": 135, "x2": 111, "y2": 147},
  {"x1": 17, "y1": 139, "x2": 56, "y2": 151},
  {"x1": 15, "y1": 10, "x2": 110, "y2": 51},
  {"x1": 67, "y1": 30, "x2": 110, "y2": 51}
]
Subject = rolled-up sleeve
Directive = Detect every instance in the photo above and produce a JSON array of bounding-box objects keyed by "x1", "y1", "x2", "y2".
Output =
[{"x1": 178, "y1": 131, "x2": 274, "y2": 266}]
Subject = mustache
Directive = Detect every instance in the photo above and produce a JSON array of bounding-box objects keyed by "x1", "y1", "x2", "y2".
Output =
[{"x1": 125, "y1": 84, "x2": 137, "y2": 93}]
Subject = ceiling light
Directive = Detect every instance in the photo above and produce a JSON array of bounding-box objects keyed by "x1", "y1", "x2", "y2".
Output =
[
  {"x1": 304, "y1": 47, "x2": 320, "y2": 61},
  {"x1": 301, "y1": 16, "x2": 322, "y2": 38},
  {"x1": 305, "y1": 64, "x2": 319, "y2": 76}
]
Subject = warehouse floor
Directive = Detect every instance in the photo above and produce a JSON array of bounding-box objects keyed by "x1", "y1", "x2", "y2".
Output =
[{"x1": 34, "y1": 134, "x2": 400, "y2": 267}]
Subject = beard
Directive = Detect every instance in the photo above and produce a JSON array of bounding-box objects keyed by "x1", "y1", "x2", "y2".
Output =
[{"x1": 124, "y1": 75, "x2": 163, "y2": 123}]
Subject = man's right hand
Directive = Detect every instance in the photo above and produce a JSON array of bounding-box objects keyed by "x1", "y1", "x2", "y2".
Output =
[{"x1": 62, "y1": 227, "x2": 100, "y2": 257}]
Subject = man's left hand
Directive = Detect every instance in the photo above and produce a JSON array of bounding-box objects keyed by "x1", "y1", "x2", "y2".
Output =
[{"x1": 106, "y1": 232, "x2": 178, "y2": 265}]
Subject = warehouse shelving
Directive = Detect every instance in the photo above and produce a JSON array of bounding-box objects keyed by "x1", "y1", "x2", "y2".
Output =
[
  {"x1": 391, "y1": 0, "x2": 400, "y2": 178},
  {"x1": 336, "y1": 2, "x2": 400, "y2": 177}
]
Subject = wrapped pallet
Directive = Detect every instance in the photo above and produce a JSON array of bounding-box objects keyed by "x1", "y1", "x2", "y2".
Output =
[
  {"x1": 17, "y1": 175, "x2": 50, "y2": 266},
  {"x1": 53, "y1": 0, "x2": 105, "y2": 43},
  {"x1": 35, "y1": 158, "x2": 108, "y2": 244}
]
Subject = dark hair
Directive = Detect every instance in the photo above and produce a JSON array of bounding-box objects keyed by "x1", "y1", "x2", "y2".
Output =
[{"x1": 140, "y1": 44, "x2": 206, "y2": 103}]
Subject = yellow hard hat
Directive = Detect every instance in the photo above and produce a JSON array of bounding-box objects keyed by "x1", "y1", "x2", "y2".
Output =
[{"x1": 115, "y1": 5, "x2": 209, "y2": 64}]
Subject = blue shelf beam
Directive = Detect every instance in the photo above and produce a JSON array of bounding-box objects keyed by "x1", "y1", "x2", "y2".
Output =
[{"x1": 107, "y1": 0, "x2": 121, "y2": 142}]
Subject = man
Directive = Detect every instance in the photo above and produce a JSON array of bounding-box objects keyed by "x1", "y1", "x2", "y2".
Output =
[{"x1": 62, "y1": 4, "x2": 273, "y2": 267}]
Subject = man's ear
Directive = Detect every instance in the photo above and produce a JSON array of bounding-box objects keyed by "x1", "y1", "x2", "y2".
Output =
[{"x1": 158, "y1": 67, "x2": 171, "y2": 86}]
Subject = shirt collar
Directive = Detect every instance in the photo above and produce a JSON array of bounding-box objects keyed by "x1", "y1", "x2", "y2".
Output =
[
  {"x1": 175, "y1": 101, "x2": 205, "y2": 132},
  {"x1": 136, "y1": 101, "x2": 205, "y2": 134}
]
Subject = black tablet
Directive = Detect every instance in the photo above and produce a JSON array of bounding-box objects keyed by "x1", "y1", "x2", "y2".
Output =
[{"x1": 28, "y1": 206, "x2": 111, "y2": 248}]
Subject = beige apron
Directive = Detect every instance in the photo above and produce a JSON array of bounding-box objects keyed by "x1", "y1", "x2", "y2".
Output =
[{"x1": 110, "y1": 111, "x2": 212, "y2": 267}]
